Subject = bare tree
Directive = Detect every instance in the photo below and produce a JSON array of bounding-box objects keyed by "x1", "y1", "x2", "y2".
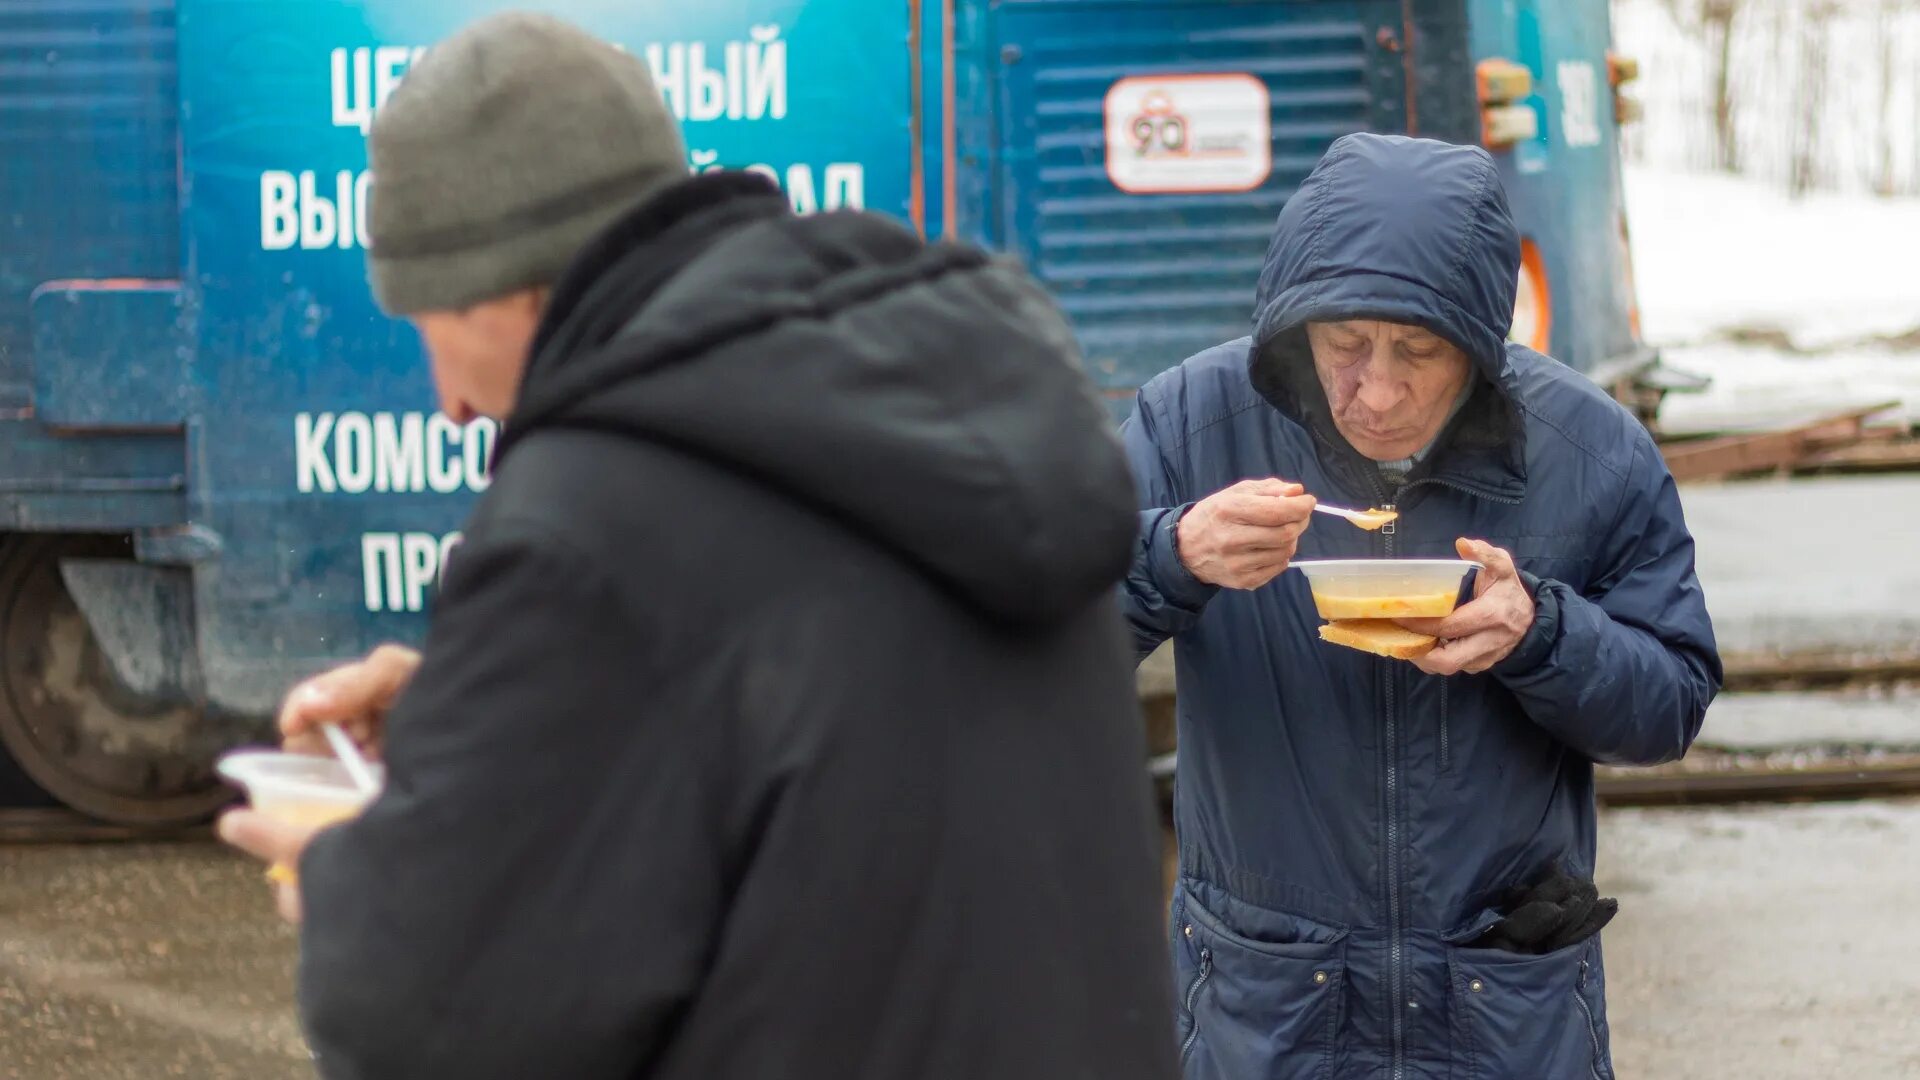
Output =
[
  {"x1": 1789, "y1": 2, "x2": 1836, "y2": 198},
  {"x1": 1704, "y1": 0, "x2": 1742, "y2": 172},
  {"x1": 1639, "y1": 0, "x2": 1920, "y2": 196},
  {"x1": 1660, "y1": 0, "x2": 1745, "y2": 173},
  {"x1": 1874, "y1": 0, "x2": 1899, "y2": 194},
  {"x1": 1904, "y1": 0, "x2": 1920, "y2": 196}
]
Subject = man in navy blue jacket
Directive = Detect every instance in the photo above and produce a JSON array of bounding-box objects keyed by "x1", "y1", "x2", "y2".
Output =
[{"x1": 1123, "y1": 133, "x2": 1721, "y2": 1079}]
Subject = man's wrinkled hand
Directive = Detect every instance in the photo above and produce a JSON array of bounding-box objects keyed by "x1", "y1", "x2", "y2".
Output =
[
  {"x1": 1176, "y1": 479, "x2": 1317, "y2": 590},
  {"x1": 1396, "y1": 538, "x2": 1534, "y2": 676},
  {"x1": 279, "y1": 644, "x2": 420, "y2": 761},
  {"x1": 218, "y1": 809, "x2": 319, "y2": 923}
]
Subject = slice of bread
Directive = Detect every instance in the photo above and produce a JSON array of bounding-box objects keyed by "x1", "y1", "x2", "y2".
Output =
[{"x1": 1318, "y1": 619, "x2": 1437, "y2": 660}]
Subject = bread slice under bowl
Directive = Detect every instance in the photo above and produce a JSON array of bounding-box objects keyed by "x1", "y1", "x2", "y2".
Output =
[{"x1": 1317, "y1": 619, "x2": 1437, "y2": 660}]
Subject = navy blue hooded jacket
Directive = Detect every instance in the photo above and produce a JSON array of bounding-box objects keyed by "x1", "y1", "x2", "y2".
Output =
[{"x1": 1122, "y1": 134, "x2": 1721, "y2": 1079}]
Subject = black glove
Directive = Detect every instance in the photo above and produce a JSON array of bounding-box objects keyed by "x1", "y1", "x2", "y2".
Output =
[{"x1": 1469, "y1": 865, "x2": 1618, "y2": 955}]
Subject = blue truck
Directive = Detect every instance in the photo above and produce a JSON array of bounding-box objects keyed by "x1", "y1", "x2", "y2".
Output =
[{"x1": 0, "y1": 0, "x2": 1649, "y2": 825}]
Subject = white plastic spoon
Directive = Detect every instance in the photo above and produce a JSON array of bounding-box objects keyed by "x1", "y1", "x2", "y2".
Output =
[
  {"x1": 320, "y1": 723, "x2": 380, "y2": 796},
  {"x1": 1313, "y1": 503, "x2": 1399, "y2": 531}
]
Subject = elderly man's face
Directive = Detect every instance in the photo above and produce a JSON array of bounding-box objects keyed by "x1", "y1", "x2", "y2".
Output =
[{"x1": 1307, "y1": 320, "x2": 1474, "y2": 462}]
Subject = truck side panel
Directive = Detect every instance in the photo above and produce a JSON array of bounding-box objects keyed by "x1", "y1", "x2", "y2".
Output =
[
  {"x1": 176, "y1": 0, "x2": 914, "y2": 716},
  {"x1": 0, "y1": 0, "x2": 181, "y2": 413},
  {"x1": 966, "y1": 0, "x2": 1412, "y2": 408},
  {"x1": 1468, "y1": 0, "x2": 1645, "y2": 380}
]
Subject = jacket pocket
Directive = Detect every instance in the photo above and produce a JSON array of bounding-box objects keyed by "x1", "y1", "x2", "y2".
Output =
[
  {"x1": 1447, "y1": 935, "x2": 1613, "y2": 1080},
  {"x1": 1172, "y1": 882, "x2": 1348, "y2": 1080}
]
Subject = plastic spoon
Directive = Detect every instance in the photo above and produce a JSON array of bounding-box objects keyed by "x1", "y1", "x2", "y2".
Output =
[
  {"x1": 320, "y1": 723, "x2": 380, "y2": 796},
  {"x1": 1313, "y1": 503, "x2": 1399, "y2": 531}
]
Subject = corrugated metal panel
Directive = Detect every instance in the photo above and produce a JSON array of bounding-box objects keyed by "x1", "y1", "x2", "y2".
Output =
[
  {"x1": 0, "y1": 0, "x2": 180, "y2": 409},
  {"x1": 990, "y1": 1, "x2": 1404, "y2": 399}
]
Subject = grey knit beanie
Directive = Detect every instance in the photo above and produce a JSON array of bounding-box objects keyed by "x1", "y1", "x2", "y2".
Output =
[{"x1": 365, "y1": 12, "x2": 689, "y2": 315}]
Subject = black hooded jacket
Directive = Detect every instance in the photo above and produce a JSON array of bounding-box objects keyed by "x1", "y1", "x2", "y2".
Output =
[{"x1": 295, "y1": 172, "x2": 1177, "y2": 1080}]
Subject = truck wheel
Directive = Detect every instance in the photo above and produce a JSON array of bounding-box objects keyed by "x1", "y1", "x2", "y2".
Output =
[{"x1": 0, "y1": 536, "x2": 232, "y2": 826}]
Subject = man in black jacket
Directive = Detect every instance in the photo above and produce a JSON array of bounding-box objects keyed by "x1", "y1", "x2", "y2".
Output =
[{"x1": 217, "y1": 12, "x2": 1176, "y2": 1079}]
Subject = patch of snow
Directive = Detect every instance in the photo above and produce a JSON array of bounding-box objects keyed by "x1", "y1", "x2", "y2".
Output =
[
  {"x1": 1653, "y1": 342, "x2": 1920, "y2": 436},
  {"x1": 1626, "y1": 165, "x2": 1920, "y2": 350}
]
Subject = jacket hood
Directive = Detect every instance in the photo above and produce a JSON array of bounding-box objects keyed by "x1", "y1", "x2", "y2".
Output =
[
  {"x1": 497, "y1": 172, "x2": 1137, "y2": 626},
  {"x1": 1248, "y1": 134, "x2": 1527, "y2": 498}
]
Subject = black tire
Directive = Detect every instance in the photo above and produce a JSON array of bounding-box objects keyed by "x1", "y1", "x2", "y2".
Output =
[
  {"x1": 0, "y1": 535, "x2": 233, "y2": 826},
  {"x1": 0, "y1": 739, "x2": 59, "y2": 808}
]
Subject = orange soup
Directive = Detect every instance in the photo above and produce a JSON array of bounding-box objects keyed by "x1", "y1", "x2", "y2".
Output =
[{"x1": 1311, "y1": 591, "x2": 1457, "y2": 621}]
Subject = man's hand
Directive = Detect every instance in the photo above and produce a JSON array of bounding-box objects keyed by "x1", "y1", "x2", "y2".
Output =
[
  {"x1": 280, "y1": 644, "x2": 421, "y2": 761},
  {"x1": 1396, "y1": 538, "x2": 1535, "y2": 676},
  {"x1": 218, "y1": 810, "x2": 318, "y2": 923},
  {"x1": 1176, "y1": 479, "x2": 1317, "y2": 590},
  {"x1": 220, "y1": 644, "x2": 418, "y2": 922}
]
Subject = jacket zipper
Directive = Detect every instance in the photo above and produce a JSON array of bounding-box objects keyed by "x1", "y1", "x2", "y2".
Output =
[
  {"x1": 1374, "y1": 475, "x2": 1517, "y2": 1080},
  {"x1": 1373, "y1": 481, "x2": 1407, "y2": 1080},
  {"x1": 1180, "y1": 947, "x2": 1213, "y2": 1064},
  {"x1": 1576, "y1": 959, "x2": 1607, "y2": 1080},
  {"x1": 1393, "y1": 474, "x2": 1515, "y2": 785}
]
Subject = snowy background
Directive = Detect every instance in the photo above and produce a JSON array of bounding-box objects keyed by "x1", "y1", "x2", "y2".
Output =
[
  {"x1": 1616, "y1": 0, "x2": 1920, "y2": 197},
  {"x1": 1612, "y1": 0, "x2": 1920, "y2": 437},
  {"x1": 1626, "y1": 165, "x2": 1920, "y2": 434}
]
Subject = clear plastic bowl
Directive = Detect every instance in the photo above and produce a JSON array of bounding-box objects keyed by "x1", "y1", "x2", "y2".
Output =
[
  {"x1": 1291, "y1": 559, "x2": 1479, "y2": 621},
  {"x1": 216, "y1": 749, "x2": 383, "y2": 829}
]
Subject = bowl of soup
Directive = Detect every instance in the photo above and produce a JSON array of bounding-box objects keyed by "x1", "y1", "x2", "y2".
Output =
[{"x1": 1290, "y1": 559, "x2": 1479, "y2": 620}]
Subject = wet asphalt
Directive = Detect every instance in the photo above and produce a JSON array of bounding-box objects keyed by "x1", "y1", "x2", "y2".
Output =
[
  {"x1": 0, "y1": 841, "x2": 308, "y2": 1079},
  {"x1": 4, "y1": 802, "x2": 1917, "y2": 1079}
]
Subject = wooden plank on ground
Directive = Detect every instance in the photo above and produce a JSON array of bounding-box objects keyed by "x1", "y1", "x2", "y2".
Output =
[
  {"x1": 1660, "y1": 402, "x2": 1901, "y2": 482},
  {"x1": 1797, "y1": 438, "x2": 1920, "y2": 472}
]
